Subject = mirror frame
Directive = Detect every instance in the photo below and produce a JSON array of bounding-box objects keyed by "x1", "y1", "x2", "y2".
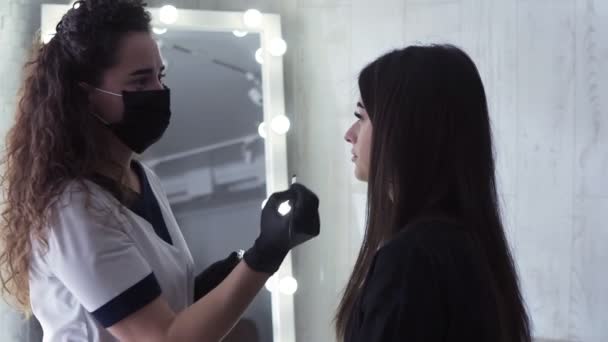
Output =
[{"x1": 41, "y1": 5, "x2": 296, "y2": 342}]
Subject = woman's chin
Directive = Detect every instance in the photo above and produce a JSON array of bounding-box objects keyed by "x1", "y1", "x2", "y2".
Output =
[{"x1": 354, "y1": 167, "x2": 368, "y2": 182}]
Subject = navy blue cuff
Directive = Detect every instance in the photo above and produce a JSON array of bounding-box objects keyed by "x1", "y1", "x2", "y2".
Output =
[{"x1": 91, "y1": 273, "x2": 161, "y2": 328}]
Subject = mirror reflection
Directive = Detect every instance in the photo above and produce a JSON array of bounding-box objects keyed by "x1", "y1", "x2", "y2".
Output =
[{"x1": 143, "y1": 29, "x2": 271, "y2": 342}]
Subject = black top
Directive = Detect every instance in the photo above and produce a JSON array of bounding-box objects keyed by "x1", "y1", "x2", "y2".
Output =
[
  {"x1": 345, "y1": 219, "x2": 502, "y2": 342},
  {"x1": 129, "y1": 161, "x2": 173, "y2": 245}
]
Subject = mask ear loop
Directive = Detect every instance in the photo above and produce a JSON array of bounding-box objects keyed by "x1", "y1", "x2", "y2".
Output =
[
  {"x1": 94, "y1": 87, "x2": 123, "y2": 97},
  {"x1": 78, "y1": 82, "x2": 118, "y2": 126},
  {"x1": 91, "y1": 112, "x2": 110, "y2": 126}
]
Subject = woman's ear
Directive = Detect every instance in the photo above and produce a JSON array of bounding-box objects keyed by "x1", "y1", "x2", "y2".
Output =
[
  {"x1": 78, "y1": 81, "x2": 92, "y2": 92},
  {"x1": 78, "y1": 82, "x2": 94, "y2": 100},
  {"x1": 78, "y1": 82, "x2": 101, "y2": 119}
]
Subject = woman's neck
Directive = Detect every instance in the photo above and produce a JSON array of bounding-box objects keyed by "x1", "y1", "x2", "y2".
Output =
[{"x1": 96, "y1": 136, "x2": 140, "y2": 193}]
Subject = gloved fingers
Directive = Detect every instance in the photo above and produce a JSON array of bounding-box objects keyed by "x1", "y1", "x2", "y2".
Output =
[
  {"x1": 264, "y1": 188, "x2": 295, "y2": 211},
  {"x1": 290, "y1": 183, "x2": 320, "y2": 222}
]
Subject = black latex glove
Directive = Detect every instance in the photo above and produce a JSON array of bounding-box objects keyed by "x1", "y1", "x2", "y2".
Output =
[
  {"x1": 244, "y1": 183, "x2": 320, "y2": 274},
  {"x1": 194, "y1": 251, "x2": 242, "y2": 301}
]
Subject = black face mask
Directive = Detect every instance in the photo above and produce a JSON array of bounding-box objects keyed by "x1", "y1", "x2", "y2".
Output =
[{"x1": 93, "y1": 86, "x2": 171, "y2": 154}]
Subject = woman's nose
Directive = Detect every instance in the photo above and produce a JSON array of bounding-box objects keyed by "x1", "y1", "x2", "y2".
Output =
[{"x1": 345, "y1": 125, "x2": 356, "y2": 144}]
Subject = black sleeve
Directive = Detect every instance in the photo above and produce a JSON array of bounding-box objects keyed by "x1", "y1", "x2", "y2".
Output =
[
  {"x1": 92, "y1": 273, "x2": 162, "y2": 328},
  {"x1": 193, "y1": 251, "x2": 241, "y2": 301},
  {"x1": 356, "y1": 240, "x2": 447, "y2": 342}
]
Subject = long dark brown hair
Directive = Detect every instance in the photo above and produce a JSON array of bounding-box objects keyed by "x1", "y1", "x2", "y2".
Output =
[
  {"x1": 335, "y1": 45, "x2": 531, "y2": 342},
  {"x1": 0, "y1": 0, "x2": 151, "y2": 314}
]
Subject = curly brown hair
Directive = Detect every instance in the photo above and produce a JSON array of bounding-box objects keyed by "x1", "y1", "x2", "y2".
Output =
[{"x1": 0, "y1": 0, "x2": 151, "y2": 314}]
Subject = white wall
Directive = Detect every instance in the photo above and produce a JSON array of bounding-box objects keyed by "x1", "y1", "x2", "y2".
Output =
[{"x1": 283, "y1": 1, "x2": 608, "y2": 342}]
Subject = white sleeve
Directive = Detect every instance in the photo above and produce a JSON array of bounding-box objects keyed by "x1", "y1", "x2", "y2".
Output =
[{"x1": 46, "y1": 189, "x2": 161, "y2": 327}]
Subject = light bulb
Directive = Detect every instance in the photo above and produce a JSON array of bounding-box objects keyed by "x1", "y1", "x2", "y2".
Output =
[
  {"x1": 243, "y1": 9, "x2": 262, "y2": 28},
  {"x1": 269, "y1": 38, "x2": 287, "y2": 56},
  {"x1": 153, "y1": 27, "x2": 168, "y2": 35},
  {"x1": 233, "y1": 30, "x2": 248, "y2": 38},
  {"x1": 257, "y1": 122, "x2": 267, "y2": 139},
  {"x1": 265, "y1": 275, "x2": 279, "y2": 293},
  {"x1": 279, "y1": 276, "x2": 298, "y2": 295},
  {"x1": 271, "y1": 115, "x2": 291, "y2": 135},
  {"x1": 278, "y1": 201, "x2": 292, "y2": 216},
  {"x1": 159, "y1": 5, "x2": 178, "y2": 24},
  {"x1": 255, "y1": 48, "x2": 264, "y2": 64}
]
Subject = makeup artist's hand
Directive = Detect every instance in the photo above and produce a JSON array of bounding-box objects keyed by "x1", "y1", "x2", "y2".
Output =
[{"x1": 244, "y1": 183, "x2": 320, "y2": 274}]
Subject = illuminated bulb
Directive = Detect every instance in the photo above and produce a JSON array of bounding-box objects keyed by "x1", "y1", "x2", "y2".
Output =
[
  {"x1": 269, "y1": 38, "x2": 287, "y2": 56},
  {"x1": 279, "y1": 276, "x2": 298, "y2": 295},
  {"x1": 265, "y1": 275, "x2": 279, "y2": 293},
  {"x1": 257, "y1": 122, "x2": 267, "y2": 139},
  {"x1": 233, "y1": 30, "x2": 248, "y2": 37},
  {"x1": 153, "y1": 27, "x2": 168, "y2": 35},
  {"x1": 271, "y1": 115, "x2": 291, "y2": 135},
  {"x1": 278, "y1": 201, "x2": 292, "y2": 216},
  {"x1": 159, "y1": 5, "x2": 178, "y2": 24},
  {"x1": 243, "y1": 9, "x2": 262, "y2": 28},
  {"x1": 255, "y1": 48, "x2": 264, "y2": 64}
]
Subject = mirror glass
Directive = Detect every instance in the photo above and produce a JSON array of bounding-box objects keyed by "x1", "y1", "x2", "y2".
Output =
[{"x1": 142, "y1": 29, "x2": 271, "y2": 342}]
